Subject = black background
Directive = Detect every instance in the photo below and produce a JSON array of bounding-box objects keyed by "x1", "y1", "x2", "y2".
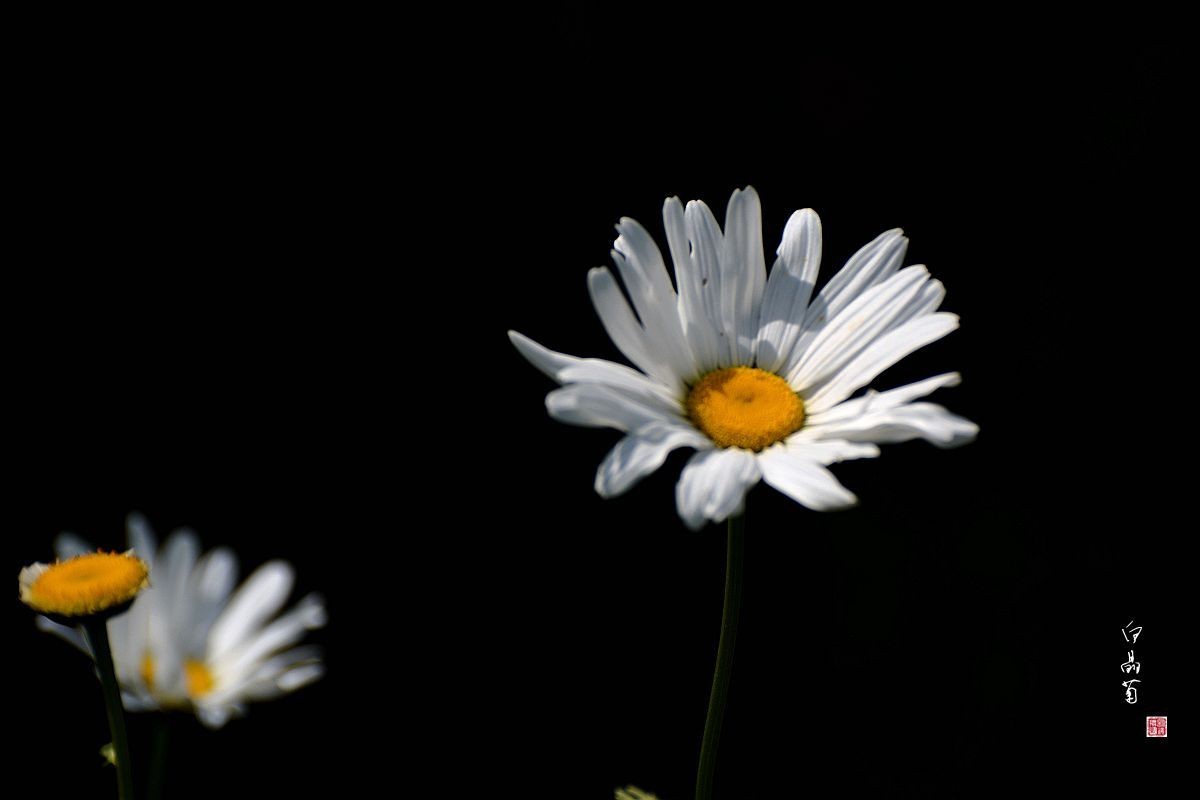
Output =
[{"x1": 7, "y1": 6, "x2": 1185, "y2": 798}]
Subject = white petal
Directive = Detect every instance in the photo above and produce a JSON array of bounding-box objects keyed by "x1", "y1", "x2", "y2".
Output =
[
  {"x1": 790, "y1": 265, "x2": 936, "y2": 391},
  {"x1": 675, "y1": 448, "x2": 761, "y2": 531},
  {"x1": 120, "y1": 691, "x2": 161, "y2": 712},
  {"x1": 136, "y1": 532, "x2": 196, "y2": 695},
  {"x1": 182, "y1": 547, "x2": 238, "y2": 655},
  {"x1": 778, "y1": 436, "x2": 881, "y2": 465},
  {"x1": 506, "y1": 329, "x2": 581, "y2": 381},
  {"x1": 611, "y1": 217, "x2": 698, "y2": 379},
  {"x1": 595, "y1": 420, "x2": 712, "y2": 498},
  {"x1": 683, "y1": 199, "x2": 731, "y2": 369},
  {"x1": 588, "y1": 267, "x2": 680, "y2": 389},
  {"x1": 556, "y1": 361, "x2": 682, "y2": 414},
  {"x1": 805, "y1": 312, "x2": 960, "y2": 414},
  {"x1": 757, "y1": 208, "x2": 822, "y2": 373},
  {"x1": 116, "y1": 591, "x2": 153, "y2": 690},
  {"x1": 211, "y1": 594, "x2": 326, "y2": 687},
  {"x1": 806, "y1": 403, "x2": 978, "y2": 448},
  {"x1": 35, "y1": 616, "x2": 90, "y2": 654},
  {"x1": 207, "y1": 561, "x2": 295, "y2": 662},
  {"x1": 720, "y1": 187, "x2": 766, "y2": 365},
  {"x1": 154, "y1": 530, "x2": 200, "y2": 656},
  {"x1": 126, "y1": 512, "x2": 158, "y2": 567},
  {"x1": 666, "y1": 197, "x2": 722, "y2": 373},
  {"x1": 18, "y1": 562, "x2": 48, "y2": 603},
  {"x1": 196, "y1": 704, "x2": 238, "y2": 729},
  {"x1": 784, "y1": 228, "x2": 908, "y2": 374},
  {"x1": 55, "y1": 533, "x2": 92, "y2": 559},
  {"x1": 231, "y1": 646, "x2": 324, "y2": 701},
  {"x1": 275, "y1": 663, "x2": 324, "y2": 692},
  {"x1": 806, "y1": 372, "x2": 962, "y2": 427},
  {"x1": 757, "y1": 446, "x2": 858, "y2": 511},
  {"x1": 546, "y1": 384, "x2": 682, "y2": 433},
  {"x1": 507, "y1": 330, "x2": 682, "y2": 414}
]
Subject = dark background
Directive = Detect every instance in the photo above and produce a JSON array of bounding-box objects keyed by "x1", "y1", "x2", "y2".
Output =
[{"x1": 6, "y1": 6, "x2": 1185, "y2": 798}]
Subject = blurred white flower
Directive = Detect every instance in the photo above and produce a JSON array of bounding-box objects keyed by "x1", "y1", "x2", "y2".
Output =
[{"x1": 37, "y1": 513, "x2": 326, "y2": 728}]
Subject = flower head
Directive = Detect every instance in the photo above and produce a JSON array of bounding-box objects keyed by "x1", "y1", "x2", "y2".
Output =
[
  {"x1": 510, "y1": 187, "x2": 977, "y2": 529},
  {"x1": 19, "y1": 551, "x2": 149, "y2": 618},
  {"x1": 37, "y1": 514, "x2": 326, "y2": 728}
]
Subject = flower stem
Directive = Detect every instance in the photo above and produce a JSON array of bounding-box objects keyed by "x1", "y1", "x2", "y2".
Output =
[
  {"x1": 695, "y1": 511, "x2": 745, "y2": 800},
  {"x1": 83, "y1": 617, "x2": 134, "y2": 800}
]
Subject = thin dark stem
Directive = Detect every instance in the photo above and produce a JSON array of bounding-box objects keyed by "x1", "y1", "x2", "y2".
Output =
[
  {"x1": 148, "y1": 715, "x2": 169, "y2": 800},
  {"x1": 83, "y1": 618, "x2": 134, "y2": 800},
  {"x1": 695, "y1": 511, "x2": 745, "y2": 800}
]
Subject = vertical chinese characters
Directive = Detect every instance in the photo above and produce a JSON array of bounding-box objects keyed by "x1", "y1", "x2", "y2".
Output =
[{"x1": 1120, "y1": 619, "x2": 1142, "y2": 704}]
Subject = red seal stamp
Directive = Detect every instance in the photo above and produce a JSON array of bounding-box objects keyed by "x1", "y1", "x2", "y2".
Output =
[{"x1": 1146, "y1": 716, "x2": 1167, "y2": 737}]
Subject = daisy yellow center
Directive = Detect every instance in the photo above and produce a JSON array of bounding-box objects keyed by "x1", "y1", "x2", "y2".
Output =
[
  {"x1": 141, "y1": 652, "x2": 156, "y2": 690},
  {"x1": 686, "y1": 366, "x2": 805, "y2": 451},
  {"x1": 24, "y1": 552, "x2": 149, "y2": 617},
  {"x1": 184, "y1": 659, "x2": 216, "y2": 698}
]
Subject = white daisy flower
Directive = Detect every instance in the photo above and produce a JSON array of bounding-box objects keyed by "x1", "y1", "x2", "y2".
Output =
[
  {"x1": 36, "y1": 514, "x2": 327, "y2": 728},
  {"x1": 510, "y1": 187, "x2": 977, "y2": 530}
]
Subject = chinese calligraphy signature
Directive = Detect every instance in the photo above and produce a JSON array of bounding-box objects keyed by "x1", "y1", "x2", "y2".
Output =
[{"x1": 1121, "y1": 619, "x2": 1142, "y2": 704}]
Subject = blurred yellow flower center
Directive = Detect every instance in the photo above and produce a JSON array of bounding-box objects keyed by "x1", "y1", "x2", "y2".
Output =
[
  {"x1": 686, "y1": 366, "x2": 805, "y2": 451},
  {"x1": 184, "y1": 659, "x2": 216, "y2": 698},
  {"x1": 141, "y1": 652, "x2": 156, "y2": 690},
  {"x1": 22, "y1": 552, "x2": 149, "y2": 617}
]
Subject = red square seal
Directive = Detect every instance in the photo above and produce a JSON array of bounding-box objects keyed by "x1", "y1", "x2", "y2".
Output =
[{"x1": 1146, "y1": 716, "x2": 1167, "y2": 737}]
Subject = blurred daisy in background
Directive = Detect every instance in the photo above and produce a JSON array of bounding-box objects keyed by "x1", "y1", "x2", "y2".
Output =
[
  {"x1": 37, "y1": 513, "x2": 326, "y2": 728},
  {"x1": 510, "y1": 186, "x2": 977, "y2": 529}
]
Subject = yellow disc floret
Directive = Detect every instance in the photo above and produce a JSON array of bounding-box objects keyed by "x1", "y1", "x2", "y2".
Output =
[
  {"x1": 141, "y1": 652, "x2": 157, "y2": 690},
  {"x1": 184, "y1": 659, "x2": 217, "y2": 698},
  {"x1": 686, "y1": 366, "x2": 806, "y2": 451},
  {"x1": 18, "y1": 551, "x2": 149, "y2": 617}
]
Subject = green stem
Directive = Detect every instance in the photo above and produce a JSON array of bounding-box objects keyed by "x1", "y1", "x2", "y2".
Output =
[
  {"x1": 695, "y1": 511, "x2": 745, "y2": 800},
  {"x1": 83, "y1": 618, "x2": 134, "y2": 800}
]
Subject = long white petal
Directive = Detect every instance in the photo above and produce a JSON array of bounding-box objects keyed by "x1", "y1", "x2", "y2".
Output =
[
  {"x1": 220, "y1": 647, "x2": 324, "y2": 703},
  {"x1": 506, "y1": 329, "x2": 581, "y2": 381},
  {"x1": 546, "y1": 384, "x2": 682, "y2": 433},
  {"x1": 778, "y1": 436, "x2": 881, "y2": 465},
  {"x1": 806, "y1": 372, "x2": 962, "y2": 427},
  {"x1": 211, "y1": 594, "x2": 326, "y2": 687},
  {"x1": 507, "y1": 330, "x2": 681, "y2": 413},
  {"x1": 684, "y1": 199, "x2": 730, "y2": 369},
  {"x1": 757, "y1": 208, "x2": 822, "y2": 372},
  {"x1": 790, "y1": 265, "x2": 934, "y2": 391},
  {"x1": 675, "y1": 448, "x2": 761, "y2": 531},
  {"x1": 126, "y1": 512, "x2": 158, "y2": 567},
  {"x1": 805, "y1": 313, "x2": 960, "y2": 414},
  {"x1": 666, "y1": 197, "x2": 722, "y2": 373},
  {"x1": 721, "y1": 186, "x2": 766, "y2": 365},
  {"x1": 207, "y1": 561, "x2": 295, "y2": 662},
  {"x1": 588, "y1": 267, "x2": 680, "y2": 389},
  {"x1": 595, "y1": 420, "x2": 712, "y2": 498},
  {"x1": 784, "y1": 228, "x2": 908, "y2": 374},
  {"x1": 157, "y1": 529, "x2": 200, "y2": 645},
  {"x1": 757, "y1": 446, "x2": 858, "y2": 511},
  {"x1": 612, "y1": 217, "x2": 698, "y2": 379},
  {"x1": 117, "y1": 591, "x2": 153, "y2": 691},
  {"x1": 182, "y1": 547, "x2": 239, "y2": 655},
  {"x1": 35, "y1": 616, "x2": 90, "y2": 654},
  {"x1": 806, "y1": 403, "x2": 978, "y2": 448},
  {"x1": 139, "y1": 529, "x2": 198, "y2": 695}
]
